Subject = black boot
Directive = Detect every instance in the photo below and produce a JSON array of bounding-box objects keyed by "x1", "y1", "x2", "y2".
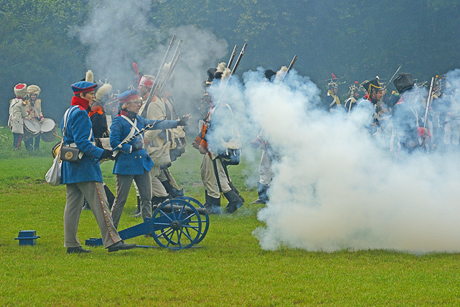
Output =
[
  {"x1": 251, "y1": 182, "x2": 269, "y2": 204},
  {"x1": 130, "y1": 196, "x2": 141, "y2": 215},
  {"x1": 224, "y1": 189, "x2": 244, "y2": 214},
  {"x1": 104, "y1": 184, "x2": 115, "y2": 210},
  {"x1": 203, "y1": 191, "x2": 222, "y2": 215},
  {"x1": 161, "y1": 180, "x2": 184, "y2": 199},
  {"x1": 229, "y1": 182, "x2": 245, "y2": 203},
  {"x1": 151, "y1": 195, "x2": 170, "y2": 210}
]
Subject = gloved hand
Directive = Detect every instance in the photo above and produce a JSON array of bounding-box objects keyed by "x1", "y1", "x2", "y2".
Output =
[
  {"x1": 177, "y1": 114, "x2": 191, "y2": 126},
  {"x1": 132, "y1": 141, "x2": 143, "y2": 152},
  {"x1": 100, "y1": 149, "x2": 113, "y2": 159}
]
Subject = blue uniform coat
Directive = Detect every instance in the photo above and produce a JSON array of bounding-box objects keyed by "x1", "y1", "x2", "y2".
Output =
[
  {"x1": 110, "y1": 113, "x2": 178, "y2": 175},
  {"x1": 61, "y1": 104, "x2": 105, "y2": 184}
]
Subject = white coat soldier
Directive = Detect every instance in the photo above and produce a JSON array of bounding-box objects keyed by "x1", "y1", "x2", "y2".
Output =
[
  {"x1": 62, "y1": 81, "x2": 136, "y2": 253},
  {"x1": 322, "y1": 78, "x2": 341, "y2": 110},
  {"x1": 343, "y1": 81, "x2": 361, "y2": 113},
  {"x1": 109, "y1": 89, "x2": 188, "y2": 229},
  {"x1": 144, "y1": 63, "x2": 186, "y2": 209},
  {"x1": 192, "y1": 63, "x2": 244, "y2": 214},
  {"x1": 392, "y1": 73, "x2": 431, "y2": 154},
  {"x1": 24, "y1": 85, "x2": 45, "y2": 150},
  {"x1": 8, "y1": 84, "x2": 28, "y2": 150},
  {"x1": 250, "y1": 69, "x2": 278, "y2": 204}
]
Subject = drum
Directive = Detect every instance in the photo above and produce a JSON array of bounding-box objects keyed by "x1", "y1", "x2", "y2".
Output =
[
  {"x1": 23, "y1": 119, "x2": 40, "y2": 141},
  {"x1": 40, "y1": 118, "x2": 57, "y2": 142}
]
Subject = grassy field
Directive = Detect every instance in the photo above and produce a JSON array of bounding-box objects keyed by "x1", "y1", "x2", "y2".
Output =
[{"x1": 1, "y1": 128, "x2": 460, "y2": 306}]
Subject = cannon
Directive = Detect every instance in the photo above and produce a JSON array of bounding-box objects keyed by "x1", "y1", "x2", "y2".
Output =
[{"x1": 85, "y1": 197, "x2": 209, "y2": 250}]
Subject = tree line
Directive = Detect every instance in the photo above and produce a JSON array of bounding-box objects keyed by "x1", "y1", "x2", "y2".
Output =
[{"x1": 1, "y1": 0, "x2": 459, "y2": 124}]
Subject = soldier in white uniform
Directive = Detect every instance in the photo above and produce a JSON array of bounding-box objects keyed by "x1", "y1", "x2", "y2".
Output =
[
  {"x1": 8, "y1": 83, "x2": 28, "y2": 150},
  {"x1": 24, "y1": 85, "x2": 45, "y2": 150}
]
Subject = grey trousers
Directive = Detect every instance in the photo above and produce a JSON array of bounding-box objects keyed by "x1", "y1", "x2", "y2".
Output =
[
  {"x1": 111, "y1": 170, "x2": 152, "y2": 229},
  {"x1": 259, "y1": 149, "x2": 273, "y2": 186},
  {"x1": 149, "y1": 163, "x2": 169, "y2": 197},
  {"x1": 200, "y1": 154, "x2": 231, "y2": 198},
  {"x1": 65, "y1": 181, "x2": 121, "y2": 248}
]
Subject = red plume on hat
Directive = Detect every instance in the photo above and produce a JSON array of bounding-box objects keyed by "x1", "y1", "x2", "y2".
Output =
[{"x1": 132, "y1": 62, "x2": 141, "y2": 84}]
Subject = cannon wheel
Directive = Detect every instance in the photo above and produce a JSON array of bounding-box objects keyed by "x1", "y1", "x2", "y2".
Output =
[
  {"x1": 151, "y1": 199, "x2": 202, "y2": 250},
  {"x1": 176, "y1": 196, "x2": 209, "y2": 245}
]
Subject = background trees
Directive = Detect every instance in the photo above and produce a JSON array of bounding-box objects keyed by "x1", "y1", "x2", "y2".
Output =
[{"x1": 1, "y1": 0, "x2": 459, "y2": 124}]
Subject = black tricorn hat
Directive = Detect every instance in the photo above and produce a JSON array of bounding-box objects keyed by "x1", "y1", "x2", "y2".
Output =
[
  {"x1": 393, "y1": 73, "x2": 414, "y2": 94},
  {"x1": 264, "y1": 69, "x2": 276, "y2": 82},
  {"x1": 361, "y1": 78, "x2": 383, "y2": 94}
]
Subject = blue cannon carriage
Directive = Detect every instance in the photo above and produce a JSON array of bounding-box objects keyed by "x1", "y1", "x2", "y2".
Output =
[{"x1": 86, "y1": 197, "x2": 209, "y2": 250}]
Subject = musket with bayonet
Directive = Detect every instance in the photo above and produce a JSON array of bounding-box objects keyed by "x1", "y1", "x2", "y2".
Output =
[
  {"x1": 227, "y1": 45, "x2": 238, "y2": 68},
  {"x1": 423, "y1": 76, "x2": 435, "y2": 128},
  {"x1": 111, "y1": 120, "x2": 165, "y2": 158},
  {"x1": 385, "y1": 65, "x2": 402, "y2": 89},
  {"x1": 211, "y1": 43, "x2": 248, "y2": 110},
  {"x1": 140, "y1": 35, "x2": 178, "y2": 118}
]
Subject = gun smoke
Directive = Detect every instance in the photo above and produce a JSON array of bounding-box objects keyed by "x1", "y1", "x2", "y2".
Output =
[
  {"x1": 237, "y1": 69, "x2": 460, "y2": 254},
  {"x1": 74, "y1": 0, "x2": 227, "y2": 119}
]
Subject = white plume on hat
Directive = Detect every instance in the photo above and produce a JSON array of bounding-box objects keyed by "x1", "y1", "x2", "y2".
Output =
[
  {"x1": 216, "y1": 62, "x2": 227, "y2": 73},
  {"x1": 14, "y1": 83, "x2": 27, "y2": 97},
  {"x1": 85, "y1": 70, "x2": 94, "y2": 82},
  {"x1": 96, "y1": 83, "x2": 112, "y2": 101},
  {"x1": 275, "y1": 66, "x2": 288, "y2": 81},
  {"x1": 27, "y1": 85, "x2": 41, "y2": 96}
]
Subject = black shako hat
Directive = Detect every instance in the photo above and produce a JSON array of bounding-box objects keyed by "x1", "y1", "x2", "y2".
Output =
[
  {"x1": 361, "y1": 78, "x2": 383, "y2": 94},
  {"x1": 393, "y1": 73, "x2": 415, "y2": 94}
]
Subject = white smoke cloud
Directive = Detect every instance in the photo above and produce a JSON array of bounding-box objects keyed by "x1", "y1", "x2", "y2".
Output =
[
  {"x1": 74, "y1": 0, "x2": 227, "y2": 118},
  {"x1": 243, "y1": 69, "x2": 460, "y2": 254}
]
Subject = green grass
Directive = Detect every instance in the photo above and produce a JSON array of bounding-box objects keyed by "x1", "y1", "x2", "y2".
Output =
[{"x1": 1, "y1": 127, "x2": 460, "y2": 306}]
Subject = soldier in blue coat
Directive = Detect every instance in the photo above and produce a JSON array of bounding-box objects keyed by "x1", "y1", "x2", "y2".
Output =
[
  {"x1": 61, "y1": 81, "x2": 136, "y2": 253},
  {"x1": 110, "y1": 89, "x2": 189, "y2": 229}
]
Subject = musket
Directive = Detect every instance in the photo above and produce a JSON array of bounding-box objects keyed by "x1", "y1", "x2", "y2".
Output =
[
  {"x1": 280, "y1": 55, "x2": 297, "y2": 82},
  {"x1": 140, "y1": 35, "x2": 177, "y2": 118},
  {"x1": 423, "y1": 77, "x2": 435, "y2": 128},
  {"x1": 227, "y1": 45, "x2": 238, "y2": 68},
  {"x1": 210, "y1": 43, "x2": 248, "y2": 111},
  {"x1": 158, "y1": 50, "x2": 181, "y2": 94},
  {"x1": 230, "y1": 43, "x2": 247, "y2": 75},
  {"x1": 385, "y1": 65, "x2": 402, "y2": 89},
  {"x1": 112, "y1": 120, "x2": 165, "y2": 158}
]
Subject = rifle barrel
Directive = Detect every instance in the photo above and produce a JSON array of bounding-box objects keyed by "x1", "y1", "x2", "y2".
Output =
[
  {"x1": 141, "y1": 35, "x2": 177, "y2": 117},
  {"x1": 227, "y1": 45, "x2": 238, "y2": 68},
  {"x1": 230, "y1": 43, "x2": 247, "y2": 75}
]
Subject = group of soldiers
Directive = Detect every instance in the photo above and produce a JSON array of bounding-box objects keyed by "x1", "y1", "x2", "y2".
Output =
[
  {"x1": 321, "y1": 72, "x2": 457, "y2": 156},
  {"x1": 6, "y1": 45, "x2": 457, "y2": 252},
  {"x1": 8, "y1": 84, "x2": 47, "y2": 150}
]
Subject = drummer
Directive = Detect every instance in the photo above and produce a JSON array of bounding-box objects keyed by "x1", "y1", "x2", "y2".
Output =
[
  {"x1": 25, "y1": 85, "x2": 45, "y2": 150},
  {"x1": 8, "y1": 84, "x2": 28, "y2": 150}
]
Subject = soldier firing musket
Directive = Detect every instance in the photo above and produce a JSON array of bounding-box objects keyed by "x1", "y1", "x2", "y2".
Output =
[
  {"x1": 140, "y1": 35, "x2": 180, "y2": 118},
  {"x1": 192, "y1": 43, "x2": 248, "y2": 215}
]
